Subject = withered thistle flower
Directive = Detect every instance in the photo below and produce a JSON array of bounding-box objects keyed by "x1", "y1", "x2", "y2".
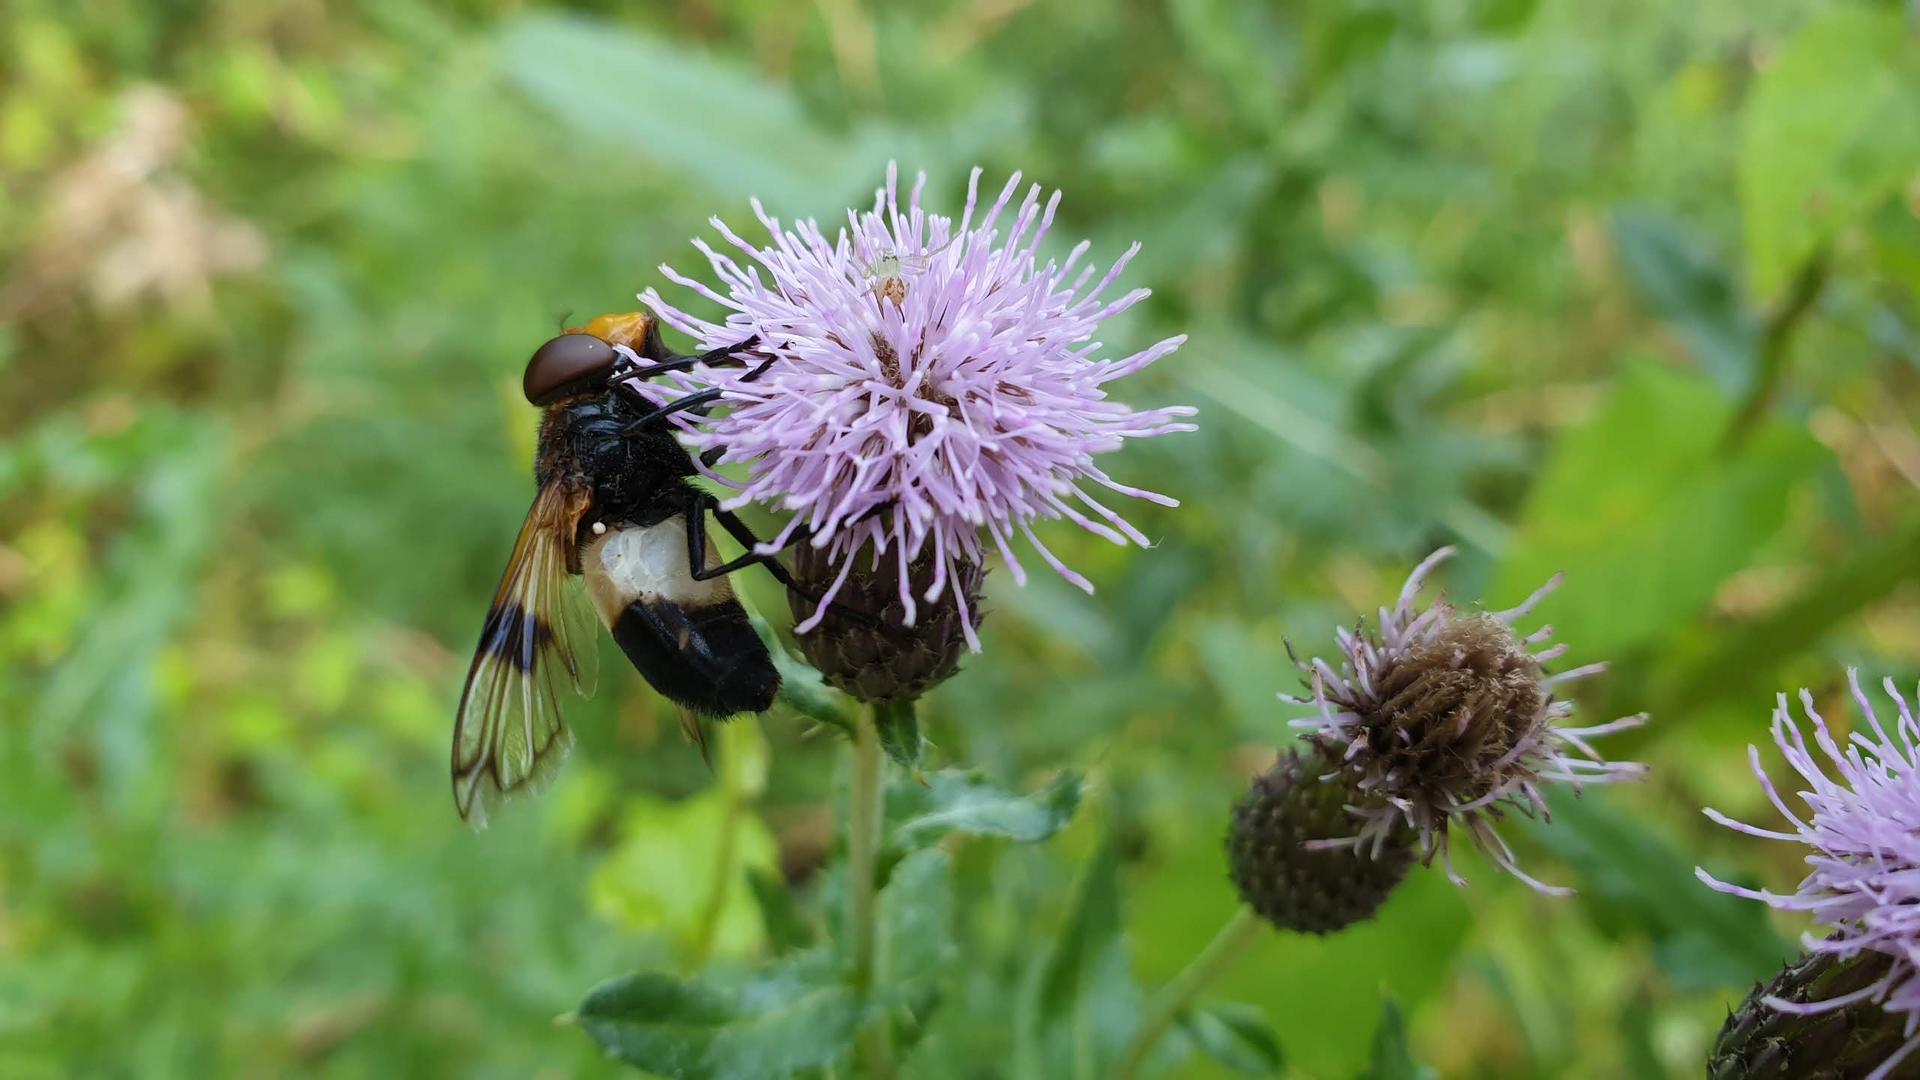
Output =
[
  {"x1": 1699, "y1": 671, "x2": 1920, "y2": 1080},
  {"x1": 633, "y1": 165, "x2": 1194, "y2": 700},
  {"x1": 1285, "y1": 547, "x2": 1647, "y2": 894}
]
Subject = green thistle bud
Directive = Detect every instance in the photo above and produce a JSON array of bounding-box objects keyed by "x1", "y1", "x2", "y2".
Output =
[
  {"x1": 1227, "y1": 744, "x2": 1414, "y2": 934},
  {"x1": 787, "y1": 543, "x2": 985, "y2": 704},
  {"x1": 1710, "y1": 948, "x2": 1911, "y2": 1080}
]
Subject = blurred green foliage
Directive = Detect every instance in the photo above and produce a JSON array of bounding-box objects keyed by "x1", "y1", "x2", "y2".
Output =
[{"x1": 3, "y1": 0, "x2": 1918, "y2": 1076}]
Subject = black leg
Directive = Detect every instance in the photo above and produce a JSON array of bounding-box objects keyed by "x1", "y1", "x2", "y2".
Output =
[
  {"x1": 616, "y1": 338, "x2": 767, "y2": 384},
  {"x1": 614, "y1": 354, "x2": 707, "y2": 381},
  {"x1": 682, "y1": 495, "x2": 808, "y2": 585},
  {"x1": 695, "y1": 335, "x2": 762, "y2": 366},
  {"x1": 734, "y1": 354, "x2": 778, "y2": 385},
  {"x1": 619, "y1": 388, "x2": 725, "y2": 436},
  {"x1": 617, "y1": 355, "x2": 783, "y2": 437},
  {"x1": 609, "y1": 356, "x2": 712, "y2": 412},
  {"x1": 682, "y1": 494, "x2": 882, "y2": 629}
]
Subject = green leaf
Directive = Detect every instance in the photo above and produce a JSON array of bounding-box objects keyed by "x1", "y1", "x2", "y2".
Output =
[
  {"x1": 753, "y1": 617, "x2": 853, "y2": 736},
  {"x1": 1528, "y1": 791, "x2": 1793, "y2": 991},
  {"x1": 496, "y1": 13, "x2": 1033, "y2": 217},
  {"x1": 883, "y1": 848, "x2": 957, "y2": 991},
  {"x1": 1035, "y1": 840, "x2": 1122, "y2": 1020},
  {"x1": 1610, "y1": 206, "x2": 1755, "y2": 393},
  {"x1": 888, "y1": 770, "x2": 1084, "y2": 852},
  {"x1": 1176, "y1": 1001, "x2": 1286, "y2": 1076},
  {"x1": 1493, "y1": 360, "x2": 1824, "y2": 659},
  {"x1": 1741, "y1": 8, "x2": 1920, "y2": 297},
  {"x1": 497, "y1": 14, "x2": 866, "y2": 211},
  {"x1": 880, "y1": 848, "x2": 957, "y2": 1058},
  {"x1": 588, "y1": 791, "x2": 778, "y2": 963},
  {"x1": 1357, "y1": 998, "x2": 1432, "y2": 1080},
  {"x1": 574, "y1": 952, "x2": 858, "y2": 1080},
  {"x1": 1020, "y1": 838, "x2": 1135, "y2": 1079},
  {"x1": 1666, "y1": 512, "x2": 1920, "y2": 713},
  {"x1": 746, "y1": 868, "x2": 814, "y2": 955},
  {"x1": 872, "y1": 698, "x2": 924, "y2": 771}
]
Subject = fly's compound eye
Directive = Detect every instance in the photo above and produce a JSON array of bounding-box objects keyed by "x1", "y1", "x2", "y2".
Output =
[{"x1": 523, "y1": 332, "x2": 617, "y2": 405}]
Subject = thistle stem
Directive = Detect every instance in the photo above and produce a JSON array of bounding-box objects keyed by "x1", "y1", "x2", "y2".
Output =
[
  {"x1": 847, "y1": 705, "x2": 895, "y2": 1078},
  {"x1": 1114, "y1": 905, "x2": 1264, "y2": 1080}
]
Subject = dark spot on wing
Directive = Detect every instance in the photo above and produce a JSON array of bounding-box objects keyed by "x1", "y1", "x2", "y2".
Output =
[{"x1": 478, "y1": 603, "x2": 554, "y2": 672}]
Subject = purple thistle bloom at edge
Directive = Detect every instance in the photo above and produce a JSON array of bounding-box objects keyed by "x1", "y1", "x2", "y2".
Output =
[
  {"x1": 627, "y1": 164, "x2": 1197, "y2": 649},
  {"x1": 1698, "y1": 671, "x2": 1920, "y2": 1080},
  {"x1": 1289, "y1": 548, "x2": 1648, "y2": 895}
]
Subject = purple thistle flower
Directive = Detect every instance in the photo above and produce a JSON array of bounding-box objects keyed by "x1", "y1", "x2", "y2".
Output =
[
  {"x1": 1698, "y1": 671, "x2": 1920, "y2": 1080},
  {"x1": 1289, "y1": 547, "x2": 1648, "y2": 894},
  {"x1": 629, "y1": 164, "x2": 1196, "y2": 650}
]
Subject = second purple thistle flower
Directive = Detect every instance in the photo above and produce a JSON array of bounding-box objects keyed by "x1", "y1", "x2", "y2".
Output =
[{"x1": 632, "y1": 164, "x2": 1196, "y2": 700}]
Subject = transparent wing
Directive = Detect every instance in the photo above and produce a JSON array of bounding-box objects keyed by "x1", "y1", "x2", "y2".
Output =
[{"x1": 451, "y1": 480, "x2": 598, "y2": 826}]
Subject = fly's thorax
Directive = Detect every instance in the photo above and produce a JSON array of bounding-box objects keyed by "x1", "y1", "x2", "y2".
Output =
[{"x1": 536, "y1": 391, "x2": 694, "y2": 523}]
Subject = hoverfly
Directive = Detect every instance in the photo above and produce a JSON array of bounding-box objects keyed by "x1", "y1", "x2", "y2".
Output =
[{"x1": 451, "y1": 312, "x2": 809, "y2": 825}]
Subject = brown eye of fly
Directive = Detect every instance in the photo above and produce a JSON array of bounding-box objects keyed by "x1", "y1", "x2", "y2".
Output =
[{"x1": 523, "y1": 333, "x2": 617, "y2": 405}]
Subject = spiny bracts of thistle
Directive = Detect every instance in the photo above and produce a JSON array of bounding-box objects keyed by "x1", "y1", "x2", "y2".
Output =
[
  {"x1": 1228, "y1": 743, "x2": 1415, "y2": 933},
  {"x1": 1710, "y1": 947, "x2": 1910, "y2": 1080},
  {"x1": 786, "y1": 545, "x2": 984, "y2": 704},
  {"x1": 1698, "y1": 671, "x2": 1920, "y2": 1080},
  {"x1": 1288, "y1": 547, "x2": 1647, "y2": 894},
  {"x1": 629, "y1": 164, "x2": 1196, "y2": 681}
]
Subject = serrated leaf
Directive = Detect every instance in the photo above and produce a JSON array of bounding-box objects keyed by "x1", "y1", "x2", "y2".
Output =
[
  {"x1": 888, "y1": 770, "x2": 1084, "y2": 852},
  {"x1": 1357, "y1": 998, "x2": 1431, "y2": 1080},
  {"x1": 873, "y1": 698, "x2": 923, "y2": 771},
  {"x1": 1741, "y1": 8, "x2": 1920, "y2": 297},
  {"x1": 574, "y1": 952, "x2": 858, "y2": 1080},
  {"x1": 1176, "y1": 1001, "x2": 1286, "y2": 1076},
  {"x1": 1528, "y1": 791, "x2": 1793, "y2": 991}
]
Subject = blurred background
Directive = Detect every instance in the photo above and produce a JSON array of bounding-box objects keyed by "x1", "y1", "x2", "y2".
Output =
[{"x1": 3, "y1": 1, "x2": 1918, "y2": 1076}]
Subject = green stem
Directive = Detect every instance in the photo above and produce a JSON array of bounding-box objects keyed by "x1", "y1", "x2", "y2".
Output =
[
  {"x1": 1113, "y1": 906, "x2": 1265, "y2": 1080},
  {"x1": 1720, "y1": 250, "x2": 1829, "y2": 454},
  {"x1": 686, "y1": 786, "x2": 742, "y2": 970},
  {"x1": 847, "y1": 706, "x2": 895, "y2": 1078}
]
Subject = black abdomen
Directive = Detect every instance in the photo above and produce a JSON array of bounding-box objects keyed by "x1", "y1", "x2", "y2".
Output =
[{"x1": 609, "y1": 599, "x2": 778, "y2": 716}]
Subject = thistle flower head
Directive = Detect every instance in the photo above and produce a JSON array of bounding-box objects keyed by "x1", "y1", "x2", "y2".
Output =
[
  {"x1": 785, "y1": 544, "x2": 984, "y2": 704},
  {"x1": 632, "y1": 164, "x2": 1196, "y2": 652},
  {"x1": 1698, "y1": 670, "x2": 1920, "y2": 1080},
  {"x1": 1289, "y1": 547, "x2": 1648, "y2": 894},
  {"x1": 1228, "y1": 743, "x2": 1415, "y2": 934}
]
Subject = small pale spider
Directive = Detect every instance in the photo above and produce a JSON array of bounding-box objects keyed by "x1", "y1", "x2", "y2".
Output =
[{"x1": 856, "y1": 234, "x2": 959, "y2": 307}]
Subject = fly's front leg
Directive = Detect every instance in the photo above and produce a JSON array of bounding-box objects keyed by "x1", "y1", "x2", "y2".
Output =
[{"x1": 681, "y1": 494, "x2": 881, "y2": 629}]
